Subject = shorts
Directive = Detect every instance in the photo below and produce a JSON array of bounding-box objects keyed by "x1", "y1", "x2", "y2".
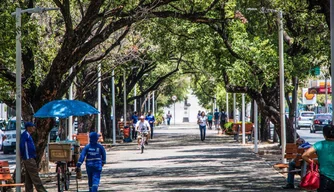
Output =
[
  {"x1": 214, "y1": 120, "x2": 219, "y2": 125},
  {"x1": 137, "y1": 132, "x2": 148, "y2": 138}
]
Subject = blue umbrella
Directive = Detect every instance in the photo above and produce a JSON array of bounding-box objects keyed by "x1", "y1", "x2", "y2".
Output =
[{"x1": 34, "y1": 100, "x2": 100, "y2": 118}]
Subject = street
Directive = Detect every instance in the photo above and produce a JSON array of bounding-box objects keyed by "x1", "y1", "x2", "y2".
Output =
[
  {"x1": 297, "y1": 128, "x2": 324, "y2": 144},
  {"x1": 0, "y1": 124, "x2": 323, "y2": 192},
  {"x1": 43, "y1": 124, "x2": 299, "y2": 192}
]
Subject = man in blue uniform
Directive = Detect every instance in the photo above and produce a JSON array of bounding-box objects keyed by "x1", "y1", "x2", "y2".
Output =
[
  {"x1": 145, "y1": 111, "x2": 155, "y2": 140},
  {"x1": 20, "y1": 122, "x2": 47, "y2": 192},
  {"x1": 76, "y1": 132, "x2": 106, "y2": 192},
  {"x1": 131, "y1": 111, "x2": 139, "y2": 139}
]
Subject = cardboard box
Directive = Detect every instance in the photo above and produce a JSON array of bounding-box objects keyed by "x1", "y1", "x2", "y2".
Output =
[{"x1": 49, "y1": 143, "x2": 72, "y2": 162}]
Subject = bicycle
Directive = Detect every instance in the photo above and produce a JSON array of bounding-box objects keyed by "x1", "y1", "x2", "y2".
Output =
[
  {"x1": 137, "y1": 131, "x2": 148, "y2": 154},
  {"x1": 55, "y1": 161, "x2": 71, "y2": 192}
]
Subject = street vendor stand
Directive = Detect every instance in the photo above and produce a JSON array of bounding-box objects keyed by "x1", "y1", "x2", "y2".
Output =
[{"x1": 34, "y1": 99, "x2": 100, "y2": 192}]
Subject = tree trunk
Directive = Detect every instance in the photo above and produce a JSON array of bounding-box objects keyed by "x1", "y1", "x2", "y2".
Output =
[{"x1": 260, "y1": 115, "x2": 269, "y2": 141}]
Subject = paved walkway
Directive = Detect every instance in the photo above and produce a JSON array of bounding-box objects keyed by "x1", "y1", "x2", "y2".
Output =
[{"x1": 40, "y1": 123, "x2": 307, "y2": 192}]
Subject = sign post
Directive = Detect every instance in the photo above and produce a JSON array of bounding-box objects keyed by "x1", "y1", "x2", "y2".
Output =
[{"x1": 172, "y1": 95, "x2": 177, "y2": 125}]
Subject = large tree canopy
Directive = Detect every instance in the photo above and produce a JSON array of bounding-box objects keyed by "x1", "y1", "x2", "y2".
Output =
[{"x1": 0, "y1": 0, "x2": 331, "y2": 163}]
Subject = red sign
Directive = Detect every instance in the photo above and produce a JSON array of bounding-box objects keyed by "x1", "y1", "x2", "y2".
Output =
[{"x1": 308, "y1": 87, "x2": 332, "y2": 94}]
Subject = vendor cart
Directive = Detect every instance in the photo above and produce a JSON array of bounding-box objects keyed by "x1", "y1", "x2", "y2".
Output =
[{"x1": 49, "y1": 142, "x2": 80, "y2": 192}]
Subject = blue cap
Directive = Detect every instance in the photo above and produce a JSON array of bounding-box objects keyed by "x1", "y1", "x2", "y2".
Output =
[{"x1": 25, "y1": 122, "x2": 36, "y2": 129}]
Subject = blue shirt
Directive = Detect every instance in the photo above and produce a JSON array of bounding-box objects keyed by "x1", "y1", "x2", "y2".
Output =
[
  {"x1": 132, "y1": 115, "x2": 138, "y2": 124},
  {"x1": 145, "y1": 115, "x2": 155, "y2": 127},
  {"x1": 20, "y1": 131, "x2": 36, "y2": 160}
]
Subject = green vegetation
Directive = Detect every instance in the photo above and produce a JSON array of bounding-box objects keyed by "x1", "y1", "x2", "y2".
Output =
[{"x1": 0, "y1": 0, "x2": 331, "y2": 162}]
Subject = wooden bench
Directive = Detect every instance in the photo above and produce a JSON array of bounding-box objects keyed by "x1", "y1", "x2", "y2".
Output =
[
  {"x1": 232, "y1": 123, "x2": 254, "y2": 142},
  {"x1": 72, "y1": 133, "x2": 89, "y2": 150},
  {"x1": 0, "y1": 161, "x2": 24, "y2": 191},
  {"x1": 118, "y1": 121, "x2": 132, "y2": 134},
  {"x1": 274, "y1": 143, "x2": 318, "y2": 175},
  {"x1": 73, "y1": 132, "x2": 112, "y2": 151}
]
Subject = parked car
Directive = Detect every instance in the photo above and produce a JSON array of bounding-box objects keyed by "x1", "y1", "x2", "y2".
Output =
[
  {"x1": 0, "y1": 120, "x2": 6, "y2": 131},
  {"x1": 3, "y1": 117, "x2": 25, "y2": 154},
  {"x1": 310, "y1": 113, "x2": 332, "y2": 133},
  {"x1": 297, "y1": 111, "x2": 315, "y2": 129}
]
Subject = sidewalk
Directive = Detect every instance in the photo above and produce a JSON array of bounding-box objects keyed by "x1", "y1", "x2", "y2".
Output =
[{"x1": 41, "y1": 123, "x2": 307, "y2": 192}]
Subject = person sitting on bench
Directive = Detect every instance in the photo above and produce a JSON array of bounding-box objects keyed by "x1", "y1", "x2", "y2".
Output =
[{"x1": 282, "y1": 137, "x2": 311, "y2": 189}]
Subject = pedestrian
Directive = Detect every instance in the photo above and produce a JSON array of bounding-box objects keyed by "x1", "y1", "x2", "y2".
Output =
[
  {"x1": 19, "y1": 122, "x2": 47, "y2": 192},
  {"x1": 302, "y1": 124, "x2": 334, "y2": 191},
  {"x1": 76, "y1": 132, "x2": 107, "y2": 192},
  {"x1": 197, "y1": 111, "x2": 208, "y2": 141},
  {"x1": 131, "y1": 111, "x2": 139, "y2": 139},
  {"x1": 282, "y1": 138, "x2": 310, "y2": 189},
  {"x1": 197, "y1": 110, "x2": 201, "y2": 119},
  {"x1": 220, "y1": 109, "x2": 227, "y2": 132},
  {"x1": 0, "y1": 128, "x2": 6, "y2": 151},
  {"x1": 145, "y1": 111, "x2": 155, "y2": 140},
  {"x1": 213, "y1": 109, "x2": 220, "y2": 130},
  {"x1": 207, "y1": 112, "x2": 213, "y2": 130},
  {"x1": 166, "y1": 111, "x2": 172, "y2": 126}
]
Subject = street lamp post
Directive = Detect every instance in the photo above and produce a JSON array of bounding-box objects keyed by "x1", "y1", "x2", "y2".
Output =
[
  {"x1": 123, "y1": 70, "x2": 127, "y2": 127},
  {"x1": 242, "y1": 93, "x2": 245, "y2": 144},
  {"x1": 112, "y1": 69, "x2": 116, "y2": 145},
  {"x1": 226, "y1": 93, "x2": 229, "y2": 121},
  {"x1": 233, "y1": 93, "x2": 236, "y2": 122},
  {"x1": 331, "y1": 0, "x2": 334, "y2": 123},
  {"x1": 152, "y1": 91, "x2": 155, "y2": 115},
  {"x1": 134, "y1": 85, "x2": 137, "y2": 111},
  {"x1": 11, "y1": 6, "x2": 58, "y2": 192},
  {"x1": 98, "y1": 63, "x2": 101, "y2": 133},
  {"x1": 247, "y1": 7, "x2": 286, "y2": 163},
  {"x1": 131, "y1": 66, "x2": 139, "y2": 112}
]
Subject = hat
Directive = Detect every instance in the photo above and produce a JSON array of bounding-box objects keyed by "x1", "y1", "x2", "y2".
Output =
[
  {"x1": 25, "y1": 122, "x2": 36, "y2": 129},
  {"x1": 297, "y1": 138, "x2": 305, "y2": 144}
]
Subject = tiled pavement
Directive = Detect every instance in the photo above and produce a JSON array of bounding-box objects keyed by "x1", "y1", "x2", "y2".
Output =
[{"x1": 39, "y1": 123, "x2": 309, "y2": 192}]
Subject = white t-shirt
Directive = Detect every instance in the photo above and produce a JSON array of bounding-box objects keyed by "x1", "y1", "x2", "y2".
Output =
[
  {"x1": 0, "y1": 129, "x2": 5, "y2": 145},
  {"x1": 198, "y1": 116, "x2": 207, "y2": 126},
  {"x1": 136, "y1": 120, "x2": 150, "y2": 132}
]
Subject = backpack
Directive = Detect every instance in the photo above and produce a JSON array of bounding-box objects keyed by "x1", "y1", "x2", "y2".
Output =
[
  {"x1": 214, "y1": 112, "x2": 220, "y2": 119},
  {"x1": 220, "y1": 112, "x2": 227, "y2": 121}
]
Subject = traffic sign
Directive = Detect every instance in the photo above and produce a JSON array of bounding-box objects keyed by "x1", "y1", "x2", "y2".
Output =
[{"x1": 172, "y1": 95, "x2": 177, "y2": 101}]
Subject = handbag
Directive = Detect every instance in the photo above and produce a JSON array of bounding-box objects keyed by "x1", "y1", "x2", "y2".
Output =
[{"x1": 300, "y1": 161, "x2": 320, "y2": 190}]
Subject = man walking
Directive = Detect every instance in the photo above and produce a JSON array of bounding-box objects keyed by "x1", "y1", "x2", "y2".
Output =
[
  {"x1": 20, "y1": 122, "x2": 47, "y2": 192},
  {"x1": 77, "y1": 132, "x2": 106, "y2": 192},
  {"x1": 145, "y1": 111, "x2": 155, "y2": 140},
  {"x1": 213, "y1": 109, "x2": 220, "y2": 130},
  {"x1": 166, "y1": 111, "x2": 172, "y2": 126},
  {"x1": 131, "y1": 111, "x2": 139, "y2": 139},
  {"x1": 220, "y1": 109, "x2": 227, "y2": 132}
]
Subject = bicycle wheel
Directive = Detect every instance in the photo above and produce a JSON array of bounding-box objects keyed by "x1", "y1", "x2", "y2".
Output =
[
  {"x1": 141, "y1": 136, "x2": 145, "y2": 154},
  {"x1": 56, "y1": 164, "x2": 64, "y2": 192},
  {"x1": 64, "y1": 165, "x2": 70, "y2": 190},
  {"x1": 57, "y1": 163, "x2": 70, "y2": 192}
]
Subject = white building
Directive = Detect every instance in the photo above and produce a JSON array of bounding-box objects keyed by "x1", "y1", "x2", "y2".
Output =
[{"x1": 163, "y1": 92, "x2": 206, "y2": 124}]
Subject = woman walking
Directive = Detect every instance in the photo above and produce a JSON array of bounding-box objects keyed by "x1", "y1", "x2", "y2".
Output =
[
  {"x1": 197, "y1": 111, "x2": 208, "y2": 141},
  {"x1": 207, "y1": 112, "x2": 213, "y2": 130},
  {"x1": 302, "y1": 124, "x2": 334, "y2": 191}
]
